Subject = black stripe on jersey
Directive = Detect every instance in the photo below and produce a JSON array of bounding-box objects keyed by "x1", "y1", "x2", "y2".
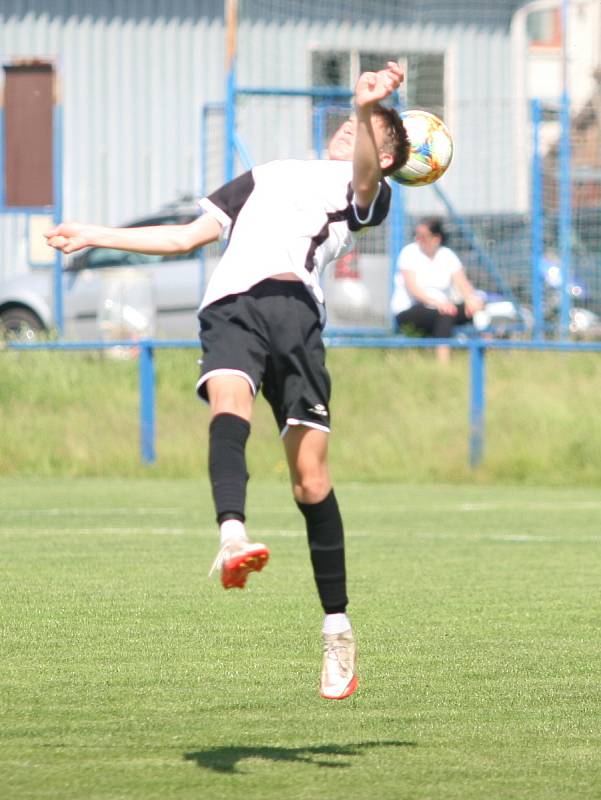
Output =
[
  {"x1": 206, "y1": 170, "x2": 255, "y2": 235},
  {"x1": 304, "y1": 211, "x2": 347, "y2": 273},
  {"x1": 349, "y1": 179, "x2": 391, "y2": 232},
  {"x1": 304, "y1": 180, "x2": 391, "y2": 273}
]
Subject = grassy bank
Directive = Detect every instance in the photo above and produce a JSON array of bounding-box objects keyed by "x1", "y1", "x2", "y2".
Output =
[{"x1": 1, "y1": 346, "x2": 600, "y2": 484}]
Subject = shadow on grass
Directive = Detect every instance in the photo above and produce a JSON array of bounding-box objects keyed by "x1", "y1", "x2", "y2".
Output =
[{"x1": 184, "y1": 740, "x2": 416, "y2": 773}]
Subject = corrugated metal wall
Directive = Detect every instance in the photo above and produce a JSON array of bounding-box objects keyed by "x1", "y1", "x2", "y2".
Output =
[
  {"x1": 0, "y1": 1, "x2": 224, "y2": 280},
  {"x1": 234, "y1": 9, "x2": 517, "y2": 219},
  {"x1": 1, "y1": 0, "x2": 520, "y2": 281}
]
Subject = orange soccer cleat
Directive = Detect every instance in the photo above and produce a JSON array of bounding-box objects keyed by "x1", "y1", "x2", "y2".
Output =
[{"x1": 209, "y1": 540, "x2": 270, "y2": 589}]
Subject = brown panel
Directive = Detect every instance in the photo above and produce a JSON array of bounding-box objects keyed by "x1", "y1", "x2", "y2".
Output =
[{"x1": 4, "y1": 63, "x2": 54, "y2": 207}]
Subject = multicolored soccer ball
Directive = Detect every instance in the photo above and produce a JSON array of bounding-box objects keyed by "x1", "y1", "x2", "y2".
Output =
[{"x1": 392, "y1": 109, "x2": 454, "y2": 187}]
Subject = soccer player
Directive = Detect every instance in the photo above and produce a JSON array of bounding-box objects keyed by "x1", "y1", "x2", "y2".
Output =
[{"x1": 46, "y1": 61, "x2": 410, "y2": 700}]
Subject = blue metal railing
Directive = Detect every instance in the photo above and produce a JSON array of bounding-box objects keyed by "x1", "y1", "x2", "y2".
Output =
[
  {"x1": 7, "y1": 337, "x2": 601, "y2": 471},
  {"x1": 531, "y1": 99, "x2": 544, "y2": 338}
]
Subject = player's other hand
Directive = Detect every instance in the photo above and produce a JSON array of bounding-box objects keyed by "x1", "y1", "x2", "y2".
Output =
[
  {"x1": 354, "y1": 61, "x2": 404, "y2": 108},
  {"x1": 44, "y1": 222, "x2": 95, "y2": 254}
]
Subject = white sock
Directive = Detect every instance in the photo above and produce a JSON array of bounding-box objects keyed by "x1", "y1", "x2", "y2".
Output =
[
  {"x1": 219, "y1": 518, "x2": 248, "y2": 545},
  {"x1": 322, "y1": 612, "x2": 351, "y2": 635}
]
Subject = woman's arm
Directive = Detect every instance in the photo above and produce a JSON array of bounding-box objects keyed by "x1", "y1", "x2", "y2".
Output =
[
  {"x1": 451, "y1": 268, "x2": 484, "y2": 317},
  {"x1": 45, "y1": 213, "x2": 222, "y2": 256},
  {"x1": 403, "y1": 269, "x2": 457, "y2": 315}
]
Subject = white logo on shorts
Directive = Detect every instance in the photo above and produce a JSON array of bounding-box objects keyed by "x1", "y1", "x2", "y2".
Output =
[{"x1": 308, "y1": 404, "x2": 328, "y2": 417}]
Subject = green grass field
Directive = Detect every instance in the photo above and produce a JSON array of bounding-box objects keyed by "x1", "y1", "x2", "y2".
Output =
[{"x1": 2, "y1": 478, "x2": 601, "y2": 799}]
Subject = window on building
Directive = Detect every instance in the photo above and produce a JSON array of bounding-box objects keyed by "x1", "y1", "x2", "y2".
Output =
[
  {"x1": 312, "y1": 51, "x2": 352, "y2": 92},
  {"x1": 311, "y1": 48, "x2": 445, "y2": 123},
  {"x1": 309, "y1": 48, "x2": 446, "y2": 255},
  {"x1": 526, "y1": 7, "x2": 562, "y2": 48},
  {"x1": 311, "y1": 51, "x2": 353, "y2": 142}
]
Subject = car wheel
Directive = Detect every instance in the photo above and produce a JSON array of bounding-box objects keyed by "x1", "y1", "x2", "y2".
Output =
[{"x1": 0, "y1": 307, "x2": 45, "y2": 342}]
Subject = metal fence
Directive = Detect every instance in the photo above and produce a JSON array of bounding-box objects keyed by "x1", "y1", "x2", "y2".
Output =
[{"x1": 7, "y1": 337, "x2": 601, "y2": 470}]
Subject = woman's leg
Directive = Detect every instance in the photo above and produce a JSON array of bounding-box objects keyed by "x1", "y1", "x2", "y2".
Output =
[
  {"x1": 397, "y1": 304, "x2": 455, "y2": 363},
  {"x1": 395, "y1": 303, "x2": 439, "y2": 335},
  {"x1": 431, "y1": 304, "x2": 467, "y2": 363}
]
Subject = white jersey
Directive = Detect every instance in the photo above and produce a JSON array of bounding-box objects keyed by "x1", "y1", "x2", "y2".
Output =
[
  {"x1": 198, "y1": 159, "x2": 391, "y2": 317},
  {"x1": 390, "y1": 241, "x2": 463, "y2": 314}
]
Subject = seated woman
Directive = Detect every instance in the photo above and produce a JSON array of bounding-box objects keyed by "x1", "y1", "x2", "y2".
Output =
[{"x1": 391, "y1": 217, "x2": 484, "y2": 363}]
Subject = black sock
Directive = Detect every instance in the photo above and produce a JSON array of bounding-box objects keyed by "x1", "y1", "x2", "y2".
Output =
[
  {"x1": 296, "y1": 489, "x2": 348, "y2": 614},
  {"x1": 208, "y1": 413, "x2": 250, "y2": 524}
]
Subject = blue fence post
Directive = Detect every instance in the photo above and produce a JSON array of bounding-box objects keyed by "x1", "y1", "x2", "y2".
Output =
[
  {"x1": 225, "y1": 65, "x2": 236, "y2": 183},
  {"x1": 531, "y1": 98, "x2": 544, "y2": 339},
  {"x1": 52, "y1": 102, "x2": 64, "y2": 337},
  {"x1": 469, "y1": 342, "x2": 486, "y2": 468},
  {"x1": 139, "y1": 341, "x2": 156, "y2": 464},
  {"x1": 0, "y1": 106, "x2": 5, "y2": 207},
  {"x1": 559, "y1": 89, "x2": 572, "y2": 339},
  {"x1": 224, "y1": 0, "x2": 238, "y2": 186},
  {"x1": 312, "y1": 102, "x2": 326, "y2": 158},
  {"x1": 559, "y1": 0, "x2": 572, "y2": 339},
  {"x1": 389, "y1": 180, "x2": 404, "y2": 328}
]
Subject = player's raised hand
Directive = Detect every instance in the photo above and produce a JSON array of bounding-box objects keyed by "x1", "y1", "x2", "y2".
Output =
[
  {"x1": 354, "y1": 61, "x2": 404, "y2": 108},
  {"x1": 44, "y1": 222, "x2": 96, "y2": 254}
]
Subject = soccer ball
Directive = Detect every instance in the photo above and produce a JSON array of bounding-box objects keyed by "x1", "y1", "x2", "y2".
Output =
[{"x1": 392, "y1": 109, "x2": 454, "y2": 187}]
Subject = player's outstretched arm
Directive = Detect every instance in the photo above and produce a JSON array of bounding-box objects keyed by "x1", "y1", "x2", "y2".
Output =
[
  {"x1": 45, "y1": 214, "x2": 222, "y2": 256},
  {"x1": 352, "y1": 61, "x2": 403, "y2": 208}
]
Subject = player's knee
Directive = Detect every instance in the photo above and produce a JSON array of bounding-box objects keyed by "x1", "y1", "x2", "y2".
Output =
[
  {"x1": 210, "y1": 396, "x2": 252, "y2": 420},
  {"x1": 291, "y1": 471, "x2": 331, "y2": 505},
  {"x1": 207, "y1": 377, "x2": 253, "y2": 420}
]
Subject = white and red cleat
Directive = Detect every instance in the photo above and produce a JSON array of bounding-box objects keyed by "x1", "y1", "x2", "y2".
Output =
[
  {"x1": 209, "y1": 540, "x2": 269, "y2": 589},
  {"x1": 320, "y1": 630, "x2": 358, "y2": 700}
]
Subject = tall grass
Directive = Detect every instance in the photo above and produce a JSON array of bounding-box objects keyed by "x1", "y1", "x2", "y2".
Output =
[{"x1": 1, "y1": 347, "x2": 600, "y2": 484}]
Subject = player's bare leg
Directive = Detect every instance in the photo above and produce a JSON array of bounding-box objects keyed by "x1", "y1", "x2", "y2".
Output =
[
  {"x1": 206, "y1": 373, "x2": 253, "y2": 422},
  {"x1": 285, "y1": 426, "x2": 358, "y2": 699},
  {"x1": 206, "y1": 375, "x2": 269, "y2": 588}
]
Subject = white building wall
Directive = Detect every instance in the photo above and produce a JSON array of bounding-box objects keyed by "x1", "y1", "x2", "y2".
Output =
[
  {"x1": 234, "y1": 13, "x2": 517, "y2": 218},
  {"x1": 0, "y1": 1, "x2": 224, "y2": 280},
  {"x1": 510, "y1": 0, "x2": 601, "y2": 209},
  {"x1": 1, "y1": 0, "x2": 527, "y2": 281}
]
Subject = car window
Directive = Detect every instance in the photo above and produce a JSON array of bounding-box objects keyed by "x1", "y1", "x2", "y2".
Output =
[
  {"x1": 85, "y1": 248, "x2": 163, "y2": 268},
  {"x1": 75, "y1": 212, "x2": 200, "y2": 269},
  {"x1": 132, "y1": 214, "x2": 201, "y2": 261}
]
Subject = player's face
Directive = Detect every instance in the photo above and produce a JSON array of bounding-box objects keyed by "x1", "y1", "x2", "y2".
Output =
[
  {"x1": 327, "y1": 116, "x2": 391, "y2": 166},
  {"x1": 327, "y1": 117, "x2": 357, "y2": 161}
]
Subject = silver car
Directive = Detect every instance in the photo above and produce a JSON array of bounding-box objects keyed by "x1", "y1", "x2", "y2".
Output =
[
  {"x1": 0, "y1": 199, "x2": 384, "y2": 341},
  {"x1": 0, "y1": 199, "x2": 211, "y2": 342}
]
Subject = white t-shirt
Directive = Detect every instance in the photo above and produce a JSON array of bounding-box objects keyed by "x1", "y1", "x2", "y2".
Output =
[
  {"x1": 390, "y1": 241, "x2": 462, "y2": 314},
  {"x1": 198, "y1": 159, "x2": 390, "y2": 316}
]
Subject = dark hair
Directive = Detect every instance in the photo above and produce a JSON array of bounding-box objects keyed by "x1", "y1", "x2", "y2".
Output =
[
  {"x1": 372, "y1": 104, "x2": 411, "y2": 176},
  {"x1": 418, "y1": 216, "x2": 448, "y2": 245}
]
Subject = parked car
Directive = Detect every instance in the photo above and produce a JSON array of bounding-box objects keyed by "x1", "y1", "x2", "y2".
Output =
[
  {"x1": 0, "y1": 197, "x2": 382, "y2": 341},
  {"x1": 444, "y1": 211, "x2": 601, "y2": 318},
  {"x1": 0, "y1": 198, "x2": 207, "y2": 342},
  {"x1": 435, "y1": 212, "x2": 601, "y2": 338}
]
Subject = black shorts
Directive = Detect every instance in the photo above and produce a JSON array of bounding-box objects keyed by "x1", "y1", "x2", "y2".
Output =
[{"x1": 197, "y1": 279, "x2": 332, "y2": 435}]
